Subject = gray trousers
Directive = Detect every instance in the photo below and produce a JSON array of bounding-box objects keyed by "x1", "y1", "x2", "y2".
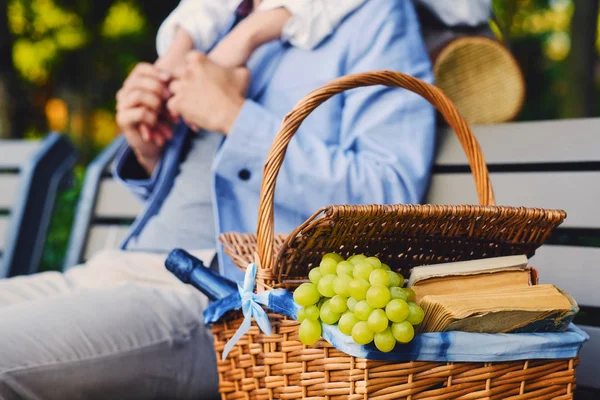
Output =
[{"x1": 0, "y1": 250, "x2": 220, "y2": 400}]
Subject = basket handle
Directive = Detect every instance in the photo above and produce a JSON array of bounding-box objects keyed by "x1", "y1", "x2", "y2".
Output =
[{"x1": 256, "y1": 70, "x2": 495, "y2": 271}]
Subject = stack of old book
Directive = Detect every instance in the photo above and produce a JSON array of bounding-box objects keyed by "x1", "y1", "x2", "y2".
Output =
[{"x1": 409, "y1": 255, "x2": 578, "y2": 334}]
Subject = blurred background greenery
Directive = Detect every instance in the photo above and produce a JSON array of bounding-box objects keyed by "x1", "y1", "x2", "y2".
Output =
[{"x1": 0, "y1": 0, "x2": 598, "y2": 271}]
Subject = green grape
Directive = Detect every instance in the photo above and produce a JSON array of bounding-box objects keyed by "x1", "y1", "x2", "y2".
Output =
[
  {"x1": 390, "y1": 287, "x2": 409, "y2": 301},
  {"x1": 330, "y1": 295, "x2": 348, "y2": 313},
  {"x1": 387, "y1": 271, "x2": 402, "y2": 288},
  {"x1": 351, "y1": 321, "x2": 374, "y2": 345},
  {"x1": 320, "y1": 258, "x2": 338, "y2": 276},
  {"x1": 354, "y1": 300, "x2": 373, "y2": 321},
  {"x1": 320, "y1": 300, "x2": 341, "y2": 324},
  {"x1": 333, "y1": 275, "x2": 352, "y2": 297},
  {"x1": 406, "y1": 302, "x2": 425, "y2": 325},
  {"x1": 392, "y1": 321, "x2": 415, "y2": 344},
  {"x1": 353, "y1": 262, "x2": 375, "y2": 281},
  {"x1": 338, "y1": 312, "x2": 359, "y2": 335},
  {"x1": 366, "y1": 256, "x2": 382, "y2": 269},
  {"x1": 366, "y1": 284, "x2": 391, "y2": 309},
  {"x1": 385, "y1": 299, "x2": 410, "y2": 323},
  {"x1": 305, "y1": 305, "x2": 320, "y2": 321},
  {"x1": 336, "y1": 261, "x2": 355, "y2": 277},
  {"x1": 374, "y1": 327, "x2": 396, "y2": 353},
  {"x1": 317, "y1": 274, "x2": 337, "y2": 298},
  {"x1": 348, "y1": 254, "x2": 367, "y2": 265},
  {"x1": 297, "y1": 307, "x2": 307, "y2": 323},
  {"x1": 367, "y1": 309, "x2": 389, "y2": 333},
  {"x1": 294, "y1": 283, "x2": 321, "y2": 306},
  {"x1": 323, "y1": 252, "x2": 344, "y2": 263},
  {"x1": 308, "y1": 267, "x2": 323, "y2": 285},
  {"x1": 405, "y1": 288, "x2": 416, "y2": 302},
  {"x1": 369, "y1": 269, "x2": 390, "y2": 287},
  {"x1": 348, "y1": 278, "x2": 370, "y2": 300},
  {"x1": 347, "y1": 297, "x2": 358, "y2": 312},
  {"x1": 380, "y1": 263, "x2": 392, "y2": 271},
  {"x1": 299, "y1": 319, "x2": 322, "y2": 345},
  {"x1": 397, "y1": 272, "x2": 405, "y2": 284}
]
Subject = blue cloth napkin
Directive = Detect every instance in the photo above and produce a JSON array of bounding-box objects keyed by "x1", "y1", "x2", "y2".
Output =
[{"x1": 204, "y1": 279, "x2": 589, "y2": 362}]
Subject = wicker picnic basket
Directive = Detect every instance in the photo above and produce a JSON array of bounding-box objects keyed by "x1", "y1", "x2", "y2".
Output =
[{"x1": 216, "y1": 71, "x2": 577, "y2": 399}]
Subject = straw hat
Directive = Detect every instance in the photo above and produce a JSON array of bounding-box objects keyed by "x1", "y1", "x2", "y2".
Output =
[{"x1": 432, "y1": 36, "x2": 525, "y2": 125}]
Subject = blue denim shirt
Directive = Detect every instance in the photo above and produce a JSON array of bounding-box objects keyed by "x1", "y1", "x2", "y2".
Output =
[{"x1": 114, "y1": 0, "x2": 436, "y2": 282}]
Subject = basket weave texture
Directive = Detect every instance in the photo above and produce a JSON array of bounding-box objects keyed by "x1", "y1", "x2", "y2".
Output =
[{"x1": 216, "y1": 71, "x2": 574, "y2": 399}]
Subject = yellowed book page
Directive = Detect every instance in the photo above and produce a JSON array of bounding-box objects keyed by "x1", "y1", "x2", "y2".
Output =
[
  {"x1": 412, "y1": 270, "x2": 531, "y2": 303},
  {"x1": 418, "y1": 285, "x2": 574, "y2": 332},
  {"x1": 444, "y1": 310, "x2": 557, "y2": 333},
  {"x1": 436, "y1": 285, "x2": 573, "y2": 313},
  {"x1": 408, "y1": 255, "x2": 528, "y2": 286}
]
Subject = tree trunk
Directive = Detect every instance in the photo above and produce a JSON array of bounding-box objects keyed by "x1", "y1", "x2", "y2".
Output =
[{"x1": 563, "y1": 0, "x2": 599, "y2": 118}]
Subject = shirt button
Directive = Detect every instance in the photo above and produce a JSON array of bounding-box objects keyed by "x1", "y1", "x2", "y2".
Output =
[{"x1": 238, "y1": 169, "x2": 251, "y2": 181}]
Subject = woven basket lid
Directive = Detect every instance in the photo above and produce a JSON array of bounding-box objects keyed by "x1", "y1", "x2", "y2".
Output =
[{"x1": 434, "y1": 37, "x2": 525, "y2": 125}]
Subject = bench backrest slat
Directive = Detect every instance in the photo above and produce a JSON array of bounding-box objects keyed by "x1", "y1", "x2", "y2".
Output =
[
  {"x1": 85, "y1": 225, "x2": 132, "y2": 261},
  {"x1": 0, "y1": 141, "x2": 42, "y2": 169},
  {"x1": 0, "y1": 215, "x2": 8, "y2": 256},
  {"x1": 95, "y1": 179, "x2": 142, "y2": 219},
  {"x1": 427, "y1": 172, "x2": 600, "y2": 228},
  {"x1": 436, "y1": 118, "x2": 600, "y2": 165},
  {"x1": 0, "y1": 175, "x2": 19, "y2": 210}
]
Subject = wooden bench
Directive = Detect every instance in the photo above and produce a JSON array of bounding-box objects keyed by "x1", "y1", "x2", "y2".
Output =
[
  {"x1": 65, "y1": 119, "x2": 599, "y2": 394},
  {"x1": 0, "y1": 133, "x2": 76, "y2": 277}
]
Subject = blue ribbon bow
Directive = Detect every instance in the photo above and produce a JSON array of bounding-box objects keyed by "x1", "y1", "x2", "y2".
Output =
[{"x1": 222, "y1": 263, "x2": 273, "y2": 360}]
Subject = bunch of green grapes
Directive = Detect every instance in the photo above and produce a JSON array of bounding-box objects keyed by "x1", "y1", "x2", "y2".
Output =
[{"x1": 293, "y1": 253, "x2": 425, "y2": 352}]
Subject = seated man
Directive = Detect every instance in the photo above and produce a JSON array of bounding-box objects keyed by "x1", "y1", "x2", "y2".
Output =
[{"x1": 0, "y1": 0, "x2": 435, "y2": 399}]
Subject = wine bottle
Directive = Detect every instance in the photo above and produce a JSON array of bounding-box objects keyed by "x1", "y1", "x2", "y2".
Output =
[{"x1": 165, "y1": 249, "x2": 237, "y2": 301}]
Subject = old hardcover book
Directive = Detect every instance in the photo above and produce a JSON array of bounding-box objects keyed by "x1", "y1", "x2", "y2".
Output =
[
  {"x1": 409, "y1": 255, "x2": 536, "y2": 302},
  {"x1": 417, "y1": 284, "x2": 578, "y2": 334}
]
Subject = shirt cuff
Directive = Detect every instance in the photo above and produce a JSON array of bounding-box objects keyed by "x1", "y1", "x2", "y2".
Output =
[
  {"x1": 113, "y1": 144, "x2": 163, "y2": 200},
  {"x1": 214, "y1": 100, "x2": 275, "y2": 185}
]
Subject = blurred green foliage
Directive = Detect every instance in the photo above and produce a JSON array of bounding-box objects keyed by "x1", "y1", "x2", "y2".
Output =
[{"x1": 41, "y1": 166, "x2": 84, "y2": 272}]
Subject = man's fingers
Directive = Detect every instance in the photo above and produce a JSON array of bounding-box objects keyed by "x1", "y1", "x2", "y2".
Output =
[
  {"x1": 117, "y1": 89, "x2": 163, "y2": 112},
  {"x1": 140, "y1": 124, "x2": 153, "y2": 142},
  {"x1": 116, "y1": 107, "x2": 158, "y2": 130},
  {"x1": 166, "y1": 96, "x2": 180, "y2": 116},
  {"x1": 128, "y1": 62, "x2": 171, "y2": 83},
  {"x1": 156, "y1": 121, "x2": 173, "y2": 140},
  {"x1": 168, "y1": 80, "x2": 185, "y2": 95},
  {"x1": 123, "y1": 76, "x2": 171, "y2": 99}
]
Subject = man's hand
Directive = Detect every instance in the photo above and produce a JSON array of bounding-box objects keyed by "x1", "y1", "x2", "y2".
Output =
[
  {"x1": 167, "y1": 52, "x2": 250, "y2": 135},
  {"x1": 116, "y1": 62, "x2": 173, "y2": 175}
]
